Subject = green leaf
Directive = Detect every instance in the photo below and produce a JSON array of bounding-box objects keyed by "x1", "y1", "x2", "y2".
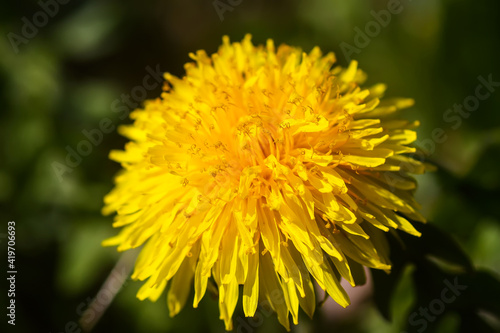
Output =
[
  {"x1": 459, "y1": 311, "x2": 498, "y2": 333},
  {"x1": 462, "y1": 270, "x2": 500, "y2": 318},
  {"x1": 370, "y1": 229, "x2": 412, "y2": 321},
  {"x1": 346, "y1": 256, "x2": 366, "y2": 286},
  {"x1": 401, "y1": 222, "x2": 474, "y2": 273},
  {"x1": 371, "y1": 267, "x2": 403, "y2": 321}
]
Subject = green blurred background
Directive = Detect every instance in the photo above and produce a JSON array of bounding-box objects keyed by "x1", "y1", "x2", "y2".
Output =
[{"x1": 1, "y1": 0, "x2": 499, "y2": 332}]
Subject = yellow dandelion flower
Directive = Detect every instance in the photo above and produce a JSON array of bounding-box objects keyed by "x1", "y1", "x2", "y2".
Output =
[{"x1": 102, "y1": 34, "x2": 428, "y2": 330}]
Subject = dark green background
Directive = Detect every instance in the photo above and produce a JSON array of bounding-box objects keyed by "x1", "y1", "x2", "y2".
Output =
[{"x1": 1, "y1": 0, "x2": 499, "y2": 332}]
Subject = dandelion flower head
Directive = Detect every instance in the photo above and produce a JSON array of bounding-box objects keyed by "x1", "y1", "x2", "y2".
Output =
[{"x1": 103, "y1": 34, "x2": 428, "y2": 330}]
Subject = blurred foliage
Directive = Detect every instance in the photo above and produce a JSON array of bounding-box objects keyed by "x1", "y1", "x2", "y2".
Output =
[
  {"x1": 372, "y1": 223, "x2": 500, "y2": 333},
  {"x1": 1, "y1": 0, "x2": 499, "y2": 332}
]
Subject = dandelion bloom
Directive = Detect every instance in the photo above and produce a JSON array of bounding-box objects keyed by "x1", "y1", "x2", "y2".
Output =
[{"x1": 103, "y1": 35, "x2": 428, "y2": 330}]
